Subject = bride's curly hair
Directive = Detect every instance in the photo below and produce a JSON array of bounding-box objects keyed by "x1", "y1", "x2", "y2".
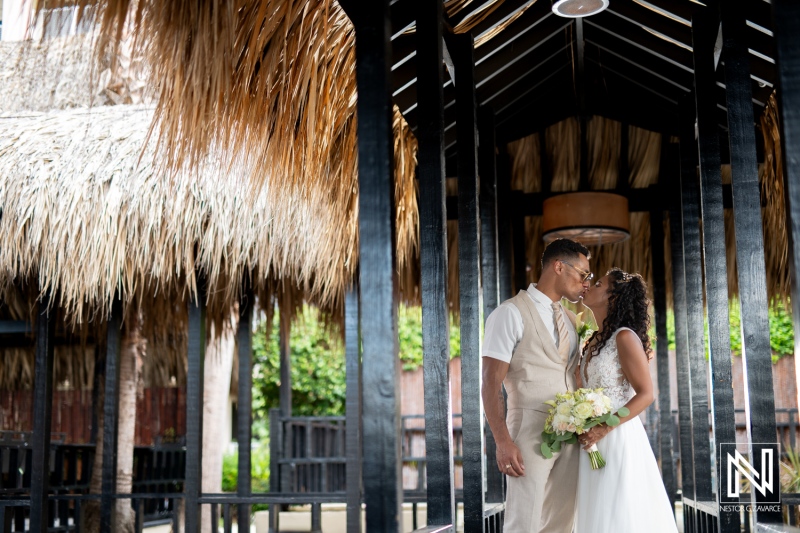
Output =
[{"x1": 582, "y1": 268, "x2": 652, "y2": 363}]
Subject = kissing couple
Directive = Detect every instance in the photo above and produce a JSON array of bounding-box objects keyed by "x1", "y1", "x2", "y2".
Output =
[{"x1": 481, "y1": 238, "x2": 677, "y2": 532}]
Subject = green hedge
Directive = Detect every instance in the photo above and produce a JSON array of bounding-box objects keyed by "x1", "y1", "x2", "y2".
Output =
[
  {"x1": 651, "y1": 300, "x2": 794, "y2": 362},
  {"x1": 252, "y1": 304, "x2": 460, "y2": 420}
]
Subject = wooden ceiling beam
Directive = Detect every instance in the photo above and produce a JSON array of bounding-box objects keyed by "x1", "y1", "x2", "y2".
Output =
[
  {"x1": 585, "y1": 56, "x2": 682, "y2": 104},
  {"x1": 585, "y1": 12, "x2": 695, "y2": 72},
  {"x1": 475, "y1": 1, "x2": 554, "y2": 63},
  {"x1": 607, "y1": 0, "x2": 693, "y2": 49},
  {"x1": 585, "y1": 41, "x2": 692, "y2": 93},
  {"x1": 445, "y1": 185, "x2": 743, "y2": 220},
  {"x1": 585, "y1": 32, "x2": 694, "y2": 89},
  {"x1": 449, "y1": 0, "x2": 509, "y2": 29},
  {"x1": 478, "y1": 39, "x2": 572, "y2": 107},
  {"x1": 629, "y1": 0, "x2": 693, "y2": 25},
  {"x1": 475, "y1": 15, "x2": 572, "y2": 88}
]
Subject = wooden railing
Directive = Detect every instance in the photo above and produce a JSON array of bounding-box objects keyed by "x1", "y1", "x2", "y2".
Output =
[
  {"x1": 0, "y1": 431, "x2": 185, "y2": 529},
  {"x1": 268, "y1": 411, "x2": 504, "y2": 531}
]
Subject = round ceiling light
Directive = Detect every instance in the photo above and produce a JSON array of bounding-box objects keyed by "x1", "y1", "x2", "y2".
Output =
[
  {"x1": 542, "y1": 192, "x2": 630, "y2": 246},
  {"x1": 551, "y1": 0, "x2": 609, "y2": 17}
]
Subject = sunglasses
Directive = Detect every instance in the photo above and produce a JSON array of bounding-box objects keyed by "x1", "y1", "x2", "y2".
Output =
[{"x1": 560, "y1": 260, "x2": 594, "y2": 283}]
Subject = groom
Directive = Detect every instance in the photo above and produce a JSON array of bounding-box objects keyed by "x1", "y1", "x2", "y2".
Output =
[{"x1": 482, "y1": 238, "x2": 592, "y2": 533}]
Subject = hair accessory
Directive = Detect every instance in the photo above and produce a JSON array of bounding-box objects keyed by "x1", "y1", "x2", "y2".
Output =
[{"x1": 620, "y1": 272, "x2": 633, "y2": 283}]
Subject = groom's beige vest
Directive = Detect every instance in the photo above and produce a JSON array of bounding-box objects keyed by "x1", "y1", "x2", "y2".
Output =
[{"x1": 504, "y1": 290, "x2": 579, "y2": 411}]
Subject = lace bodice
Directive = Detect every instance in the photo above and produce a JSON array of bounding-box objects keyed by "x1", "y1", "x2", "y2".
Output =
[{"x1": 583, "y1": 328, "x2": 638, "y2": 410}]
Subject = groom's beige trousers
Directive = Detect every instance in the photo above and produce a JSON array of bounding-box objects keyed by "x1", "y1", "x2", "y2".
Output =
[
  {"x1": 502, "y1": 291, "x2": 579, "y2": 533},
  {"x1": 503, "y1": 409, "x2": 578, "y2": 533}
]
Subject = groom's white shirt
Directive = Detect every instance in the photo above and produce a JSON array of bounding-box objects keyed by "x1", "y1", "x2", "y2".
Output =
[{"x1": 482, "y1": 283, "x2": 576, "y2": 363}]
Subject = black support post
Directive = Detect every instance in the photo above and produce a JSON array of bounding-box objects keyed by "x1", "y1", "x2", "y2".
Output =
[
  {"x1": 417, "y1": 0, "x2": 456, "y2": 526},
  {"x1": 453, "y1": 32, "x2": 485, "y2": 533},
  {"x1": 237, "y1": 281, "x2": 254, "y2": 528},
  {"x1": 497, "y1": 153, "x2": 514, "y2": 301},
  {"x1": 511, "y1": 204, "x2": 527, "y2": 294},
  {"x1": 101, "y1": 298, "x2": 123, "y2": 533},
  {"x1": 691, "y1": 8, "x2": 738, "y2": 526},
  {"x1": 351, "y1": 1, "x2": 403, "y2": 529},
  {"x1": 479, "y1": 107, "x2": 503, "y2": 505},
  {"x1": 279, "y1": 319, "x2": 292, "y2": 417},
  {"x1": 185, "y1": 282, "x2": 207, "y2": 533},
  {"x1": 720, "y1": 0, "x2": 782, "y2": 522},
  {"x1": 673, "y1": 123, "x2": 696, "y2": 506},
  {"x1": 651, "y1": 147, "x2": 676, "y2": 508},
  {"x1": 773, "y1": 0, "x2": 800, "y2": 429},
  {"x1": 30, "y1": 295, "x2": 56, "y2": 533},
  {"x1": 679, "y1": 101, "x2": 713, "y2": 506},
  {"x1": 345, "y1": 286, "x2": 363, "y2": 533},
  {"x1": 479, "y1": 106, "x2": 499, "y2": 338}
]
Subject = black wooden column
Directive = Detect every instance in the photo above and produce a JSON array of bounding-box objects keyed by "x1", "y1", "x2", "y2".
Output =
[
  {"x1": 30, "y1": 296, "x2": 56, "y2": 533},
  {"x1": 101, "y1": 298, "x2": 123, "y2": 533},
  {"x1": 651, "y1": 147, "x2": 676, "y2": 508},
  {"x1": 278, "y1": 319, "x2": 292, "y2": 417},
  {"x1": 690, "y1": 7, "x2": 738, "y2": 525},
  {"x1": 452, "y1": 32, "x2": 485, "y2": 533},
  {"x1": 345, "y1": 286, "x2": 363, "y2": 533},
  {"x1": 185, "y1": 282, "x2": 207, "y2": 533},
  {"x1": 417, "y1": 0, "x2": 456, "y2": 525},
  {"x1": 678, "y1": 101, "x2": 713, "y2": 507},
  {"x1": 237, "y1": 281, "x2": 254, "y2": 528},
  {"x1": 672, "y1": 119, "x2": 697, "y2": 506},
  {"x1": 511, "y1": 203, "x2": 526, "y2": 294},
  {"x1": 669, "y1": 221, "x2": 695, "y2": 513},
  {"x1": 773, "y1": 0, "x2": 800, "y2": 422},
  {"x1": 497, "y1": 153, "x2": 514, "y2": 300},
  {"x1": 720, "y1": 0, "x2": 782, "y2": 522},
  {"x1": 479, "y1": 106, "x2": 499, "y2": 356},
  {"x1": 350, "y1": 1, "x2": 403, "y2": 529},
  {"x1": 479, "y1": 107, "x2": 504, "y2": 505}
]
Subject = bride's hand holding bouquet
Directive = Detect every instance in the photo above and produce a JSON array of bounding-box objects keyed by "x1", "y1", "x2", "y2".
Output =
[{"x1": 540, "y1": 387, "x2": 629, "y2": 469}]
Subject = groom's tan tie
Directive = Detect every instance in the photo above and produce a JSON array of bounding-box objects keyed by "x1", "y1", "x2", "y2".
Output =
[{"x1": 552, "y1": 301, "x2": 571, "y2": 362}]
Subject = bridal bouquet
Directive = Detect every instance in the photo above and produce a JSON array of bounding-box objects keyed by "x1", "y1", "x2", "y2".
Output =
[{"x1": 540, "y1": 388, "x2": 630, "y2": 469}]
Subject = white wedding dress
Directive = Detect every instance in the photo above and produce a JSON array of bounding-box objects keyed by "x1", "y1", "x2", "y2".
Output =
[{"x1": 574, "y1": 327, "x2": 678, "y2": 533}]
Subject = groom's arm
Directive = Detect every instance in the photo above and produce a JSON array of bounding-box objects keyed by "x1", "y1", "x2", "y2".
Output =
[{"x1": 482, "y1": 358, "x2": 525, "y2": 476}]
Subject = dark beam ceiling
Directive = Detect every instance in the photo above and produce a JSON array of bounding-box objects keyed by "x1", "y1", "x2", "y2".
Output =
[{"x1": 387, "y1": 0, "x2": 778, "y2": 150}]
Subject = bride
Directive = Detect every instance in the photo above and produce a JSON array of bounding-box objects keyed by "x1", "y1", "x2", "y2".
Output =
[{"x1": 575, "y1": 268, "x2": 678, "y2": 532}]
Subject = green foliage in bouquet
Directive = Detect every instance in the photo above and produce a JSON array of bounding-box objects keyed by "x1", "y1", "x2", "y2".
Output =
[{"x1": 539, "y1": 388, "x2": 630, "y2": 460}]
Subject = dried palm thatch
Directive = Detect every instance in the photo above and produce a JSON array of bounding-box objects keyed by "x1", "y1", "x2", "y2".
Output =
[
  {"x1": 0, "y1": 33, "x2": 149, "y2": 112},
  {"x1": 0, "y1": 102, "x2": 417, "y2": 325},
  {"x1": 20, "y1": 0, "x2": 420, "y2": 301},
  {"x1": 757, "y1": 93, "x2": 791, "y2": 305}
]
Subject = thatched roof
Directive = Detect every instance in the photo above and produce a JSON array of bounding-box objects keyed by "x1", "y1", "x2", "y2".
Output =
[
  {"x1": 21, "y1": 1, "x2": 787, "y2": 314},
  {"x1": 0, "y1": 34, "x2": 149, "y2": 111},
  {"x1": 0, "y1": 103, "x2": 417, "y2": 323}
]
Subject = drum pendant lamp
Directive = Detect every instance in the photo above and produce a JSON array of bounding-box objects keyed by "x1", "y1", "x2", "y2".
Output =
[{"x1": 542, "y1": 192, "x2": 630, "y2": 246}]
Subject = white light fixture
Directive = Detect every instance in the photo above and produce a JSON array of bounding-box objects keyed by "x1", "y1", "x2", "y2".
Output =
[{"x1": 551, "y1": 0, "x2": 610, "y2": 17}]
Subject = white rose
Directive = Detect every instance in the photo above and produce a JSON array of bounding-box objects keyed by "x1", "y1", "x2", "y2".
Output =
[
  {"x1": 566, "y1": 420, "x2": 577, "y2": 433},
  {"x1": 553, "y1": 414, "x2": 572, "y2": 433},
  {"x1": 556, "y1": 402, "x2": 573, "y2": 416},
  {"x1": 573, "y1": 402, "x2": 594, "y2": 419}
]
